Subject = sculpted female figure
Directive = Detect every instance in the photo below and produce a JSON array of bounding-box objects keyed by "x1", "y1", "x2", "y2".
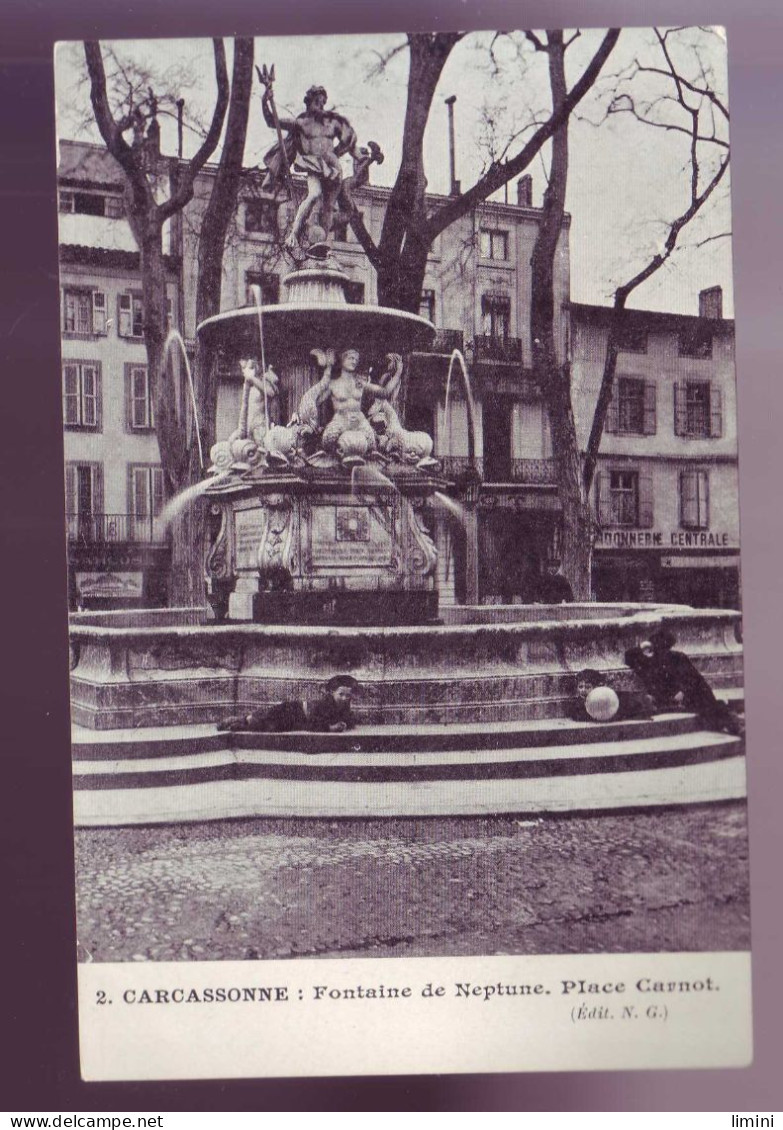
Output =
[{"x1": 297, "y1": 348, "x2": 397, "y2": 465}]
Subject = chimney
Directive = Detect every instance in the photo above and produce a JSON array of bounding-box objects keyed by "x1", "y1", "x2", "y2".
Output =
[
  {"x1": 516, "y1": 175, "x2": 533, "y2": 208},
  {"x1": 445, "y1": 96, "x2": 460, "y2": 196},
  {"x1": 699, "y1": 286, "x2": 723, "y2": 320}
]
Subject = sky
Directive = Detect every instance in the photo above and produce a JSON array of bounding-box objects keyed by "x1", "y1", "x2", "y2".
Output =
[{"x1": 54, "y1": 28, "x2": 734, "y2": 316}]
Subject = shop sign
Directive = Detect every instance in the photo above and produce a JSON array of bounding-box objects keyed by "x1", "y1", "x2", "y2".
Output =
[
  {"x1": 661, "y1": 555, "x2": 738, "y2": 569},
  {"x1": 596, "y1": 530, "x2": 733, "y2": 550},
  {"x1": 76, "y1": 572, "x2": 144, "y2": 599}
]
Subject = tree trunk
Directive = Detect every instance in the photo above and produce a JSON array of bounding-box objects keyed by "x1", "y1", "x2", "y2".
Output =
[
  {"x1": 168, "y1": 39, "x2": 255, "y2": 607},
  {"x1": 530, "y1": 33, "x2": 593, "y2": 599}
]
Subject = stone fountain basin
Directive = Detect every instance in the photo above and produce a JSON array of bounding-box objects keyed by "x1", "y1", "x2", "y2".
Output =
[
  {"x1": 197, "y1": 304, "x2": 436, "y2": 360},
  {"x1": 69, "y1": 603, "x2": 743, "y2": 731}
]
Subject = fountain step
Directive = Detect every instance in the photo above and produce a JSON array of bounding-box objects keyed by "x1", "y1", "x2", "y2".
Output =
[
  {"x1": 70, "y1": 711, "x2": 713, "y2": 760},
  {"x1": 72, "y1": 753, "x2": 747, "y2": 825},
  {"x1": 72, "y1": 728, "x2": 741, "y2": 789}
]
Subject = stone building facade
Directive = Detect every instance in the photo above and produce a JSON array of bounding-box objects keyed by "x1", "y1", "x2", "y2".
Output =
[{"x1": 570, "y1": 290, "x2": 740, "y2": 608}]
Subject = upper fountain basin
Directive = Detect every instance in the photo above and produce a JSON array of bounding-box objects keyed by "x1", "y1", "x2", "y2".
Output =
[{"x1": 197, "y1": 304, "x2": 436, "y2": 360}]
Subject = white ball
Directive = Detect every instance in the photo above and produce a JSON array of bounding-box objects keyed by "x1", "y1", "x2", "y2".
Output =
[{"x1": 585, "y1": 686, "x2": 620, "y2": 721}]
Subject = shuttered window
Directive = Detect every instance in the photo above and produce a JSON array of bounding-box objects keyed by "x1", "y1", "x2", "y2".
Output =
[
  {"x1": 674, "y1": 381, "x2": 723, "y2": 438},
  {"x1": 605, "y1": 378, "x2": 657, "y2": 436},
  {"x1": 481, "y1": 295, "x2": 511, "y2": 338},
  {"x1": 680, "y1": 469, "x2": 710, "y2": 529},
  {"x1": 62, "y1": 289, "x2": 106, "y2": 336},
  {"x1": 118, "y1": 292, "x2": 144, "y2": 338},
  {"x1": 128, "y1": 465, "x2": 165, "y2": 542},
  {"x1": 62, "y1": 362, "x2": 101, "y2": 429},
  {"x1": 596, "y1": 467, "x2": 653, "y2": 528},
  {"x1": 125, "y1": 365, "x2": 154, "y2": 430}
]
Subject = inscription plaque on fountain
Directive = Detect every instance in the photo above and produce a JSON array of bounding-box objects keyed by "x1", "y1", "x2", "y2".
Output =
[
  {"x1": 311, "y1": 504, "x2": 393, "y2": 567},
  {"x1": 235, "y1": 510, "x2": 266, "y2": 569}
]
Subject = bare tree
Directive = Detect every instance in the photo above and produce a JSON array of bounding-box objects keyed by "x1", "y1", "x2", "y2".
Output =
[
  {"x1": 84, "y1": 38, "x2": 255, "y2": 603},
  {"x1": 346, "y1": 30, "x2": 621, "y2": 311},
  {"x1": 581, "y1": 27, "x2": 730, "y2": 493}
]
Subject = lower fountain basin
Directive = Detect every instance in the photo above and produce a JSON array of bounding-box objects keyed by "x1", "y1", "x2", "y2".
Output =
[{"x1": 69, "y1": 603, "x2": 742, "y2": 731}]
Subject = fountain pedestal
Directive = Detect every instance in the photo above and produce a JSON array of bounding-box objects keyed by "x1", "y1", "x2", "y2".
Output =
[{"x1": 205, "y1": 469, "x2": 440, "y2": 625}]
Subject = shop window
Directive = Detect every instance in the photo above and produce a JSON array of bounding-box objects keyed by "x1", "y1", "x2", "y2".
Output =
[
  {"x1": 674, "y1": 381, "x2": 722, "y2": 438},
  {"x1": 125, "y1": 364, "x2": 154, "y2": 430},
  {"x1": 680, "y1": 469, "x2": 710, "y2": 529},
  {"x1": 596, "y1": 467, "x2": 653, "y2": 528},
  {"x1": 63, "y1": 362, "x2": 101, "y2": 429},
  {"x1": 606, "y1": 378, "x2": 656, "y2": 436},
  {"x1": 481, "y1": 294, "x2": 510, "y2": 339},
  {"x1": 479, "y1": 228, "x2": 509, "y2": 261},
  {"x1": 62, "y1": 288, "x2": 107, "y2": 336},
  {"x1": 118, "y1": 292, "x2": 144, "y2": 338}
]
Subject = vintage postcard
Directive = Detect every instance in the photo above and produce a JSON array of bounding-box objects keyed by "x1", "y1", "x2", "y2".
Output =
[{"x1": 55, "y1": 28, "x2": 751, "y2": 1080}]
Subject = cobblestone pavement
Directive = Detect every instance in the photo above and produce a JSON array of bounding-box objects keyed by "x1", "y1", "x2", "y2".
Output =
[{"x1": 74, "y1": 802, "x2": 750, "y2": 962}]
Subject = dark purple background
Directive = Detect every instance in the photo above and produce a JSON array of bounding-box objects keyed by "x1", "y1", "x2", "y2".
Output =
[{"x1": 2, "y1": 0, "x2": 781, "y2": 1111}]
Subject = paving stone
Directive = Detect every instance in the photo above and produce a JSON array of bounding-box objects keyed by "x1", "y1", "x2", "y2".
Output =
[{"x1": 73, "y1": 804, "x2": 750, "y2": 961}]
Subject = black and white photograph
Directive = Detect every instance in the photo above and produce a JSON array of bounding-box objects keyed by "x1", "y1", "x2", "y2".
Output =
[{"x1": 54, "y1": 26, "x2": 752, "y2": 1079}]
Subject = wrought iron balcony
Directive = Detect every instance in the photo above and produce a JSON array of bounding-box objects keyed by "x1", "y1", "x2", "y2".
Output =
[
  {"x1": 472, "y1": 334, "x2": 524, "y2": 364},
  {"x1": 439, "y1": 456, "x2": 484, "y2": 480},
  {"x1": 66, "y1": 513, "x2": 167, "y2": 545},
  {"x1": 510, "y1": 458, "x2": 557, "y2": 484}
]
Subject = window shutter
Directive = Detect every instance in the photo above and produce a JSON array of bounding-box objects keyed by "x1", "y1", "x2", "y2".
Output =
[
  {"x1": 643, "y1": 382, "x2": 657, "y2": 435},
  {"x1": 596, "y1": 472, "x2": 611, "y2": 524},
  {"x1": 80, "y1": 365, "x2": 97, "y2": 426},
  {"x1": 680, "y1": 470, "x2": 694, "y2": 527},
  {"x1": 710, "y1": 387, "x2": 723, "y2": 437},
  {"x1": 132, "y1": 467, "x2": 149, "y2": 518},
  {"x1": 93, "y1": 463, "x2": 104, "y2": 517},
  {"x1": 152, "y1": 467, "x2": 165, "y2": 517},
  {"x1": 64, "y1": 464, "x2": 76, "y2": 516},
  {"x1": 542, "y1": 410, "x2": 553, "y2": 459},
  {"x1": 118, "y1": 293, "x2": 132, "y2": 337},
  {"x1": 92, "y1": 291, "x2": 107, "y2": 335},
  {"x1": 699, "y1": 470, "x2": 710, "y2": 527},
  {"x1": 605, "y1": 386, "x2": 619, "y2": 434},
  {"x1": 124, "y1": 364, "x2": 132, "y2": 432},
  {"x1": 63, "y1": 365, "x2": 79, "y2": 425},
  {"x1": 638, "y1": 470, "x2": 654, "y2": 528},
  {"x1": 673, "y1": 383, "x2": 687, "y2": 436},
  {"x1": 166, "y1": 296, "x2": 173, "y2": 330}
]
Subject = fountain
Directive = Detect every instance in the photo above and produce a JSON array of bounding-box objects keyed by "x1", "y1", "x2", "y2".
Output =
[
  {"x1": 67, "y1": 67, "x2": 745, "y2": 824},
  {"x1": 198, "y1": 265, "x2": 444, "y2": 627}
]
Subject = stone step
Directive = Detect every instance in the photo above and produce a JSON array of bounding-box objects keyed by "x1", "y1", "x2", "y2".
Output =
[
  {"x1": 71, "y1": 711, "x2": 709, "y2": 760},
  {"x1": 72, "y1": 729, "x2": 742, "y2": 790},
  {"x1": 72, "y1": 754, "x2": 748, "y2": 826}
]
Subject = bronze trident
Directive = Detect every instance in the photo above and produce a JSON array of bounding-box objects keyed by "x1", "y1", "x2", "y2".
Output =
[{"x1": 256, "y1": 63, "x2": 296, "y2": 203}]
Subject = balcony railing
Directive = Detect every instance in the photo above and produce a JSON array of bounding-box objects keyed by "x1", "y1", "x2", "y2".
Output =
[
  {"x1": 66, "y1": 513, "x2": 167, "y2": 545},
  {"x1": 510, "y1": 458, "x2": 557, "y2": 484},
  {"x1": 439, "y1": 456, "x2": 484, "y2": 480},
  {"x1": 472, "y1": 335, "x2": 524, "y2": 364}
]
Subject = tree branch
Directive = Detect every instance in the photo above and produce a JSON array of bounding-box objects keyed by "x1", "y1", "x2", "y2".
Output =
[
  {"x1": 427, "y1": 28, "x2": 620, "y2": 239},
  {"x1": 159, "y1": 39, "x2": 229, "y2": 220}
]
